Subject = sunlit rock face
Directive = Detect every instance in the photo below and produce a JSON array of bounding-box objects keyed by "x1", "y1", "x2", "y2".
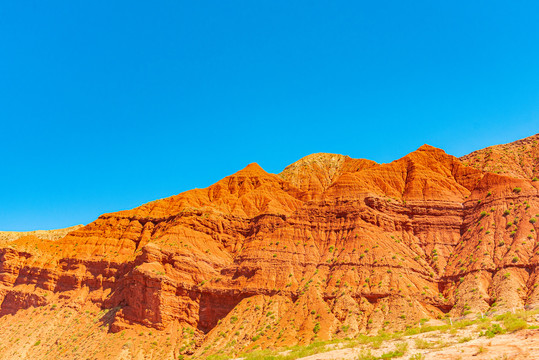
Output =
[{"x1": 0, "y1": 134, "x2": 538, "y2": 359}]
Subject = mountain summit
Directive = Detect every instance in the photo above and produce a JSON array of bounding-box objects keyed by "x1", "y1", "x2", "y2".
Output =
[{"x1": 0, "y1": 134, "x2": 538, "y2": 359}]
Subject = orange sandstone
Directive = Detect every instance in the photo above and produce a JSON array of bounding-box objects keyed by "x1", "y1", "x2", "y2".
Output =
[{"x1": 0, "y1": 134, "x2": 538, "y2": 359}]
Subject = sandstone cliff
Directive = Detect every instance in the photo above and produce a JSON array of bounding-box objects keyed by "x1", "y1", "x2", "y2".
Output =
[{"x1": 0, "y1": 135, "x2": 538, "y2": 359}]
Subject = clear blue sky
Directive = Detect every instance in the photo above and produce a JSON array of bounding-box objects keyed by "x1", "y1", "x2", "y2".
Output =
[{"x1": 1, "y1": 1, "x2": 539, "y2": 230}]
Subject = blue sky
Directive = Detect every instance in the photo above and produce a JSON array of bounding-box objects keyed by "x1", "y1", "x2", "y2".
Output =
[{"x1": 1, "y1": 1, "x2": 539, "y2": 230}]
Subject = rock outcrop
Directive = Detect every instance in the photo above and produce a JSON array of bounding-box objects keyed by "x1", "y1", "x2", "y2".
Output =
[{"x1": 0, "y1": 135, "x2": 539, "y2": 359}]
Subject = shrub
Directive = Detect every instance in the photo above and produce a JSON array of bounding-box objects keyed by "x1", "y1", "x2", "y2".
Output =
[
  {"x1": 415, "y1": 338, "x2": 435, "y2": 349},
  {"x1": 481, "y1": 323, "x2": 504, "y2": 338},
  {"x1": 504, "y1": 209, "x2": 511, "y2": 216},
  {"x1": 512, "y1": 256, "x2": 519, "y2": 263},
  {"x1": 505, "y1": 318, "x2": 528, "y2": 332},
  {"x1": 513, "y1": 187, "x2": 522, "y2": 193},
  {"x1": 394, "y1": 341, "x2": 408, "y2": 354},
  {"x1": 459, "y1": 336, "x2": 472, "y2": 343},
  {"x1": 357, "y1": 350, "x2": 375, "y2": 360},
  {"x1": 501, "y1": 314, "x2": 528, "y2": 332},
  {"x1": 530, "y1": 218, "x2": 537, "y2": 224}
]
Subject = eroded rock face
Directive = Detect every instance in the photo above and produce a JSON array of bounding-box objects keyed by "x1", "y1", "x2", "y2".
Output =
[
  {"x1": 1, "y1": 135, "x2": 539, "y2": 358},
  {"x1": 460, "y1": 133, "x2": 539, "y2": 179}
]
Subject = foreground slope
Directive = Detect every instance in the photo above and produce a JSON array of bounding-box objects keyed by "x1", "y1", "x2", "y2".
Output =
[{"x1": 0, "y1": 135, "x2": 539, "y2": 359}]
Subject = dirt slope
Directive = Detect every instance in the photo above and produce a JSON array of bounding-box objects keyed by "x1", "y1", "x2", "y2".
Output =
[{"x1": 0, "y1": 225, "x2": 83, "y2": 242}]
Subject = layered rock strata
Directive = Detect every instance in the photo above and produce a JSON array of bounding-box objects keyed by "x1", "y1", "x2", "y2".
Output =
[{"x1": 0, "y1": 135, "x2": 538, "y2": 359}]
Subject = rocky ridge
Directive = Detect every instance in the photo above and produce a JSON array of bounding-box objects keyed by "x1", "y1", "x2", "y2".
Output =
[
  {"x1": 460, "y1": 133, "x2": 539, "y2": 179},
  {"x1": 0, "y1": 135, "x2": 538, "y2": 359}
]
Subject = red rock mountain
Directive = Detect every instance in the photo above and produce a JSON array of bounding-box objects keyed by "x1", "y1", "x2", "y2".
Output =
[{"x1": 0, "y1": 134, "x2": 538, "y2": 359}]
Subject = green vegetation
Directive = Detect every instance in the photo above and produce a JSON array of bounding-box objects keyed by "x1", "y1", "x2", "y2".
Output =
[
  {"x1": 217, "y1": 309, "x2": 539, "y2": 360},
  {"x1": 480, "y1": 323, "x2": 504, "y2": 338},
  {"x1": 414, "y1": 338, "x2": 436, "y2": 349},
  {"x1": 240, "y1": 341, "x2": 341, "y2": 360},
  {"x1": 495, "y1": 312, "x2": 529, "y2": 332}
]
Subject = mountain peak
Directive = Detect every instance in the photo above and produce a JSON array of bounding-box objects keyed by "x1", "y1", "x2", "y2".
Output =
[
  {"x1": 417, "y1": 144, "x2": 438, "y2": 151},
  {"x1": 242, "y1": 162, "x2": 265, "y2": 172},
  {"x1": 279, "y1": 153, "x2": 349, "y2": 194}
]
